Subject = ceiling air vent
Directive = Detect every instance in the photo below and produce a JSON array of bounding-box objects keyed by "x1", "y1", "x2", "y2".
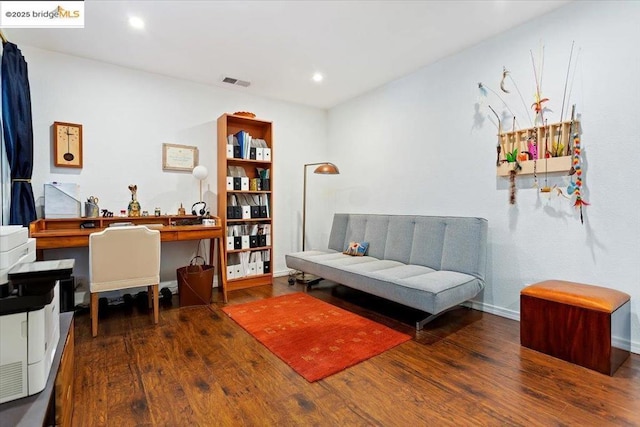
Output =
[{"x1": 222, "y1": 76, "x2": 251, "y2": 87}]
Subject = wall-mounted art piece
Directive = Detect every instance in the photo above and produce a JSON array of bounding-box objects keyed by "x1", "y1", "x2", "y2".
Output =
[
  {"x1": 53, "y1": 121, "x2": 83, "y2": 168},
  {"x1": 478, "y1": 42, "x2": 589, "y2": 222},
  {"x1": 162, "y1": 143, "x2": 198, "y2": 172}
]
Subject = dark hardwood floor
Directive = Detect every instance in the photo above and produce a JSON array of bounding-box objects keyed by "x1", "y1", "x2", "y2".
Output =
[{"x1": 72, "y1": 277, "x2": 640, "y2": 426}]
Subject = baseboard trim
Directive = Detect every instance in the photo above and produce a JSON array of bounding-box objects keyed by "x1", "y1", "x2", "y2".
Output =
[
  {"x1": 274, "y1": 270, "x2": 289, "y2": 278},
  {"x1": 463, "y1": 300, "x2": 520, "y2": 321},
  {"x1": 464, "y1": 300, "x2": 640, "y2": 355}
]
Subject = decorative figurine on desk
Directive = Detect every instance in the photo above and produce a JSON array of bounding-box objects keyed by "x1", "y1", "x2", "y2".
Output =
[
  {"x1": 177, "y1": 203, "x2": 186, "y2": 216},
  {"x1": 127, "y1": 184, "x2": 141, "y2": 217}
]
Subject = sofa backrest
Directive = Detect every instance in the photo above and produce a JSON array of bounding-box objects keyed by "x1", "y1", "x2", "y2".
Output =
[{"x1": 328, "y1": 213, "x2": 488, "y2": 281}]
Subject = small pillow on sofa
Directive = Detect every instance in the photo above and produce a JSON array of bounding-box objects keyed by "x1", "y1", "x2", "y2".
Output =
[{"x1": 343, "y1": 241, "x2": 369, "y2": 256}]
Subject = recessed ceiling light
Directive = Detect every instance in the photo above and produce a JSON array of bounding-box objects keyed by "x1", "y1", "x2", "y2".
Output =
[
  {"x1": 312, "y1": 72, "x2": 324, "y2": 83},
  {"x1": 129, "y1": 16, "x2": 145, "y2": 30}
]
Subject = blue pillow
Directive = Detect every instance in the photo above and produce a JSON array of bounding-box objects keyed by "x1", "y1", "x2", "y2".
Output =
[{"x1": 343, "y1": 241, "x2": 369, "y2": 256}]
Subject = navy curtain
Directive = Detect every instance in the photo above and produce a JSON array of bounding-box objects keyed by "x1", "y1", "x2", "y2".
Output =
[{"x1": 1, "y1": 41, "x2": 36, "y2": 227}]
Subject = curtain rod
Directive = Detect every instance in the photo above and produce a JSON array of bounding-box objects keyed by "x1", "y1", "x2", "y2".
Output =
[{"x1": 0, "y1": 29, "x2": 7, "y2": 44}]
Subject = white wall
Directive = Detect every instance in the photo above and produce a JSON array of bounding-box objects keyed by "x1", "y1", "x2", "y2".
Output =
[
  {"x1": 325, "y1": 1, "x2": 640, "y2": 352},
  {"x1": 21, "y1": 46, "x2": 327, "y2": 297}
]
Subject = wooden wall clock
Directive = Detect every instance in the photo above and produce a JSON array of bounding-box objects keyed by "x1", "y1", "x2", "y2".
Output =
[{"x1": 53, "y1": 121, "x2": 83, "y2": 168}]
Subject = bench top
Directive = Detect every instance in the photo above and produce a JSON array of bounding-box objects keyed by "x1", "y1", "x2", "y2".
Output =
[{"x1": 521, "y1": 280, "x2": 630, "y2": 313}]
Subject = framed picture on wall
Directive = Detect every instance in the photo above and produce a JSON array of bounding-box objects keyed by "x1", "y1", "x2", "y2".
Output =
[{"x1": 162, "y1": 143, "x2": 198, "y2": 172}]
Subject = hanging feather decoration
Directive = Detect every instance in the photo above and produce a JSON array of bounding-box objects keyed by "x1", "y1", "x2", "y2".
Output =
[
  {"x1": 500, "y1": 67, "x2": 510, "y2": 93},
  {"x1": 478, "y1": 82, "x2": 520, "y2": 128},
  {"x1": 487, "y1": 104, "x2": 503, "y2": 167},
  {"x1": 528, "y1": 135, "x2": 539, "y2": 188},
  {"x1": 570, "y1": 132, "x2": 589, "y2": 223},
  {"x1": 530, "y1": 48, "x2": 550, "y2": 126},
  {"x1": 508, "y1": 162, "x2": 521, "y2": 205},
  {"x1": 509, "y1": 169, "x2": 517, "y2": 205}
]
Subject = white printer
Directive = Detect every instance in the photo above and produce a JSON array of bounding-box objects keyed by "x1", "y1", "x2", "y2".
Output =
[
  {"x1": 0, "y1": 226, "x2": 36, "y2": 290},
  {"x1": 0, "y1": 226, "x2": 74, "y2": 404}
]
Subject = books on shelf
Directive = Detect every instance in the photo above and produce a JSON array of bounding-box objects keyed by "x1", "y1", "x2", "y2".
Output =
[
  {"x1": 226, "y1": 131, "x2": 271, "y2": 161},
  {"x1": 226, "y1": 224, "x2": 270, "y2": 251},
  {"x1": 225, "y1": 165, "x2": 270, "y2": 192},
  {"x1": 226, "y1": 194, "x2": 270, "y2": 219},
  {"x1": 226, "y1": 249, "x2": 271, "y2": 279}
]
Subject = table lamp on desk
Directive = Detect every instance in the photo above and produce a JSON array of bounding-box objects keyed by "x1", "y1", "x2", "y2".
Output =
[
  {"x1": 192, "y1": 165, "x2": 217, "y2": 226},
  {"x1": 192, "y1": 165, "x2": 209, "y2": 217}
]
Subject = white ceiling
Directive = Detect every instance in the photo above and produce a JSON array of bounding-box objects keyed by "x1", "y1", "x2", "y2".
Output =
[{"x1": 5, "y1": 0, "x2": 570, "y2": 109}]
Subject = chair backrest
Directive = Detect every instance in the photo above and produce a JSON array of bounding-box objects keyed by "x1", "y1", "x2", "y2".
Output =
[{"x1": 89, "y1": 226, "x2": 161, "y2": 292}]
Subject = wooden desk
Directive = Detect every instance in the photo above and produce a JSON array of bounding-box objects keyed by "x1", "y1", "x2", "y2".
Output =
[
  {"x1": 29, "y1": 216, "x2": 223, "y2": 266},
  {"x1": 30, "y1": 216, "x2": 222, "y2": 249}
]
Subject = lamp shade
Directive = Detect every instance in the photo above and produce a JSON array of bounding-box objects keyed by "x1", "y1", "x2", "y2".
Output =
[
  {"x1": 313, "y1": 163, "x2": 340, "y2": 174},
  {"x1": 193, "y1": 165, "x2": 208, "y2": 202},
  {"x1": 192, "y1": 165, "x2": 208, "y2": 180}
]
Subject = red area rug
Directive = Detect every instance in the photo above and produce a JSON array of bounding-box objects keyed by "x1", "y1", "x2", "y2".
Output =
[{"x1": 222, "y1": 292, "x2": 411, "y2": 382}]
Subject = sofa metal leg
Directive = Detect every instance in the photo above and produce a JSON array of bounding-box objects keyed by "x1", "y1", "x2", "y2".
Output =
[
  {"x1": 305, "y1": 277, "x2": 322, "y2": 289},
  {"x1": 295, "y1": 271, "x2": 323, "y2": 288},
  {"x1": 295, "y1": 271, "x2": 319, "y2": 283},
  {"x1": 416, "y1": 305, "x2": 460, "y2": 330}
]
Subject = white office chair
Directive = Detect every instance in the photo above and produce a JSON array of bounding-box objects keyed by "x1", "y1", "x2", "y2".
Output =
[{"x1": 89, "y1": 226, "x2": 161, "y2": 337}]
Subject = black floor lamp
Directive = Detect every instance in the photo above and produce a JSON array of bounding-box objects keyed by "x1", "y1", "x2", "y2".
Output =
[{"x1": 296, "y1": 162, "x2": 340, "y2": 284}]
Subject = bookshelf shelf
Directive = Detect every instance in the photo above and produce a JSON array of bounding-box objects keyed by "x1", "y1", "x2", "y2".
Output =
[
  {"x1": 227, "y1": 158, "x2": 271, "y2": 165},
  {"x1": 227, "y1": 190, "x2": 272, "y2": 194},
  {"x1": 227, "y1": 246, "x2": 272, "y2": 254}
]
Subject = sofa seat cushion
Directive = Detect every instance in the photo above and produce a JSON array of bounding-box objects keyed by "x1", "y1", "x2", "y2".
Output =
[
  {"x1": 366, "y1": 264, "x2": 436, "y2": 281},
  {"x1": 399, "y1": 270, "x2": 477, "y2": 293},
  {"x1": 288, "y1": 250, "x2": 341, "y2": 262},
  {"x1": 341, "y1": 259, "x2": 406, "y2": 274},
  {"x1": 319, "y1": 255, "x2": 378, "y2": 268},
  {"x1": 286, "y1": 251, "x2": 482, "y2": 315}
]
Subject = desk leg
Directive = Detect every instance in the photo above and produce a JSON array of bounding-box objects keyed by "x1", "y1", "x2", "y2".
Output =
[
  {"x1": 208, "y1": 238, "x2": 214, "y2": 266},
  {"x1": 208, "y1": 238, "x2": 228, "y2": 303},
  {"x1": 217, "y1": 237, "x2": 228, "y2": 303}
]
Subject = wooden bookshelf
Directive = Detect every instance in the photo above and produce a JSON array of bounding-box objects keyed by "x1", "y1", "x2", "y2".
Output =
[{"x1": 217, "y1": 114, "x2": 273, "y2": 302}]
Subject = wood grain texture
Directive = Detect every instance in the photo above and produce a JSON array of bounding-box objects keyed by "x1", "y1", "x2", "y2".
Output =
[
  {"x1": 55, "y1": 318, "x2": 75, "y2": 426},
  {"x1": 29, "y1": 217, "x2": 222, "y2": 250},
  {"x1": 521, "y1": 294, "x2": 630, "y2": 375},
  {"x1": 72, "y1": 278, "x2": 640, "y2": 426}
]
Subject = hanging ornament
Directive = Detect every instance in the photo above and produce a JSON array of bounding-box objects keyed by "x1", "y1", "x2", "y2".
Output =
[
  {"x1": 500, "y1": 67, "x2": 511, "y2": 93},
  {"x1": 527, "y1": 135, "x2": 539, "y2": 188},
  {"x1": 508, "y1": 161, "x2": 522, "y2": 205},
  {"x1": 509, "y1": 169, "x2": 517, "y2": 205},
  {"x1": 540, "y1": 120, "x2": 552, "y2": 193},
  {"x1": 569, "y1": 132, "x2": 589, "y2": 223},
  {"x1": 530, "y1": 47, "x2": 549, "y2": 126}
]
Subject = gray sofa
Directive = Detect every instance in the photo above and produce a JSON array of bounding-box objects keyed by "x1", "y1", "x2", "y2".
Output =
[{"x1": 285, "y1": 214, "x2": 488, "y2": 329}]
